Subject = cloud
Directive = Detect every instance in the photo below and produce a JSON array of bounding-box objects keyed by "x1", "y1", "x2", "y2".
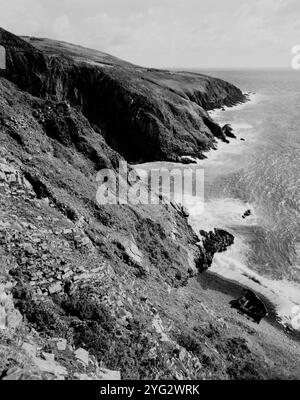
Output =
[
  {"x1": 0, "y1": 0, "x2": 47, "y2": 35},
  {"x1": 52, "y1": 15, "x2": 73, "y2": 41},
  {"x1": 0, "y1": 0, "x2": 298, "y2": 68}
]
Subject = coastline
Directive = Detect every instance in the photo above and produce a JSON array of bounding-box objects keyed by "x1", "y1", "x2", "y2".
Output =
[
  {"x1": 136, "y1": 91, "x2": 300, "y2": 334},
  {"x1": 187, "y1": 91, "x2": 300, "y2": 334},
  {"x1": 1, "y1": 26, "x2": 300, "y2": 380},
  {"x1": 201, "y1": 92, "x2": 259, "y2": 163},
  {"x1": 198, "y1": 269, "x2": 300, "y2": 342}
]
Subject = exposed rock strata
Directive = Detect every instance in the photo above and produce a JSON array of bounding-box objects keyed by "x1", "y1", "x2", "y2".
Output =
[
  {"x1": 0, "y1": 28, "x2": 291, "y2": 380},
  {"x1": 0, "y1": 28, "x2": 246, "y2": 163}
]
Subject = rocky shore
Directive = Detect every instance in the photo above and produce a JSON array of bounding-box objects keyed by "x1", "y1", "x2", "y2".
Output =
[
  {"x1": 196, "y1": 229, "x2": 235, "y2": 272},
  {"x1": 0, "y1": 27, "x2": 299, "y2": 380}
]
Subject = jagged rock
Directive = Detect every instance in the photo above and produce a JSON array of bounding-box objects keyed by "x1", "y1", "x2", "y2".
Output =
[
  {"x1": 186, "y1": 250, "x2": 197, "y2": 275},
  {"x1": 63, "y1": 270, "x2": 73, "y2": 280},
  {"x1": 75, "y1": 216, "x2": 86, "y2": 229},
  {"x1": 126, "y1": 242, "x2": 143, "y2": 265},
  {"x1": 97, "y1": 368, "x2": 121, "y2": 380},
  {"x1": 73, "y1": 372, "x2": 92, "y2": 380},
  {"x1": 0, "y1": 27, "x2": 286, "y2": 382},
  {"x1": 22, "y1": 342, "x2": 37, "y2": 357},
  {"x1": 41, "y1": 352, "x2": 55, "y2": 362},
  {"x1": 0, "y1": 288, "x2": 22, "y2": 330},
  {"x1": 196, "y1": 229, "x2": 234, "y2": 272},
  {"x1": 179, "y1": 348, "x2": 187, "y2": 361},
  {"x1": 48, "y1": 282, "x2": 62, "y2": 295},
  {"x1": 80, "y1": 237, "x2": 91, "y2": 246},
  {"x1": 0, "y1": 306, "x2": 6, "y2": 329},
  {"x1": 21, "y1": 243, "x2": 36, "y2": 255},
  {"x1": 1, "y1": 27, "x2": 245, "y2": 163},
  {"x1": 6, "y1": 309, "x2": 22, "y2": 329},
  {"x1": 222, "y1": 124, "x2": 236, "y2": 139},
  {"x1": 170, "y1": 201, "x2": 189, "y2": 218},
  {"x1": 113, "y1": 236, "x2": 144, "y2": 268},
  {"x1": 55, "y1": 338, "x2": 67, "y2": 351},
  {"x1": 0, "y1": 163, "x2": 17, "y2": 177},
  {"x1": 74, "y1": 348, "x2": 89, "y2": 366},
  {"x1": 179, "y1": 156, "x2": 197, "y2": 164},
  {"x1": 242, "y1": 209, "x2": 251, "y2": 219},
  {"x1": 2, "y1": 367, "x2": 23, "y2": 380},
  {"x1": 32, "y1": 356, "x2": 68, "y2": 379}
]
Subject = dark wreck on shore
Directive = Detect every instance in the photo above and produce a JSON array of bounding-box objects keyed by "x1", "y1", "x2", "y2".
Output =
[{"x1": 232, "y1": 289, "x2": 268, "y2": 324}]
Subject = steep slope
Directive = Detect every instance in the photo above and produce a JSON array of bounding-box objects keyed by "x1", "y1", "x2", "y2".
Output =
[{"x1": 1, "y1": 28, "x2": 298, "y2": 380}]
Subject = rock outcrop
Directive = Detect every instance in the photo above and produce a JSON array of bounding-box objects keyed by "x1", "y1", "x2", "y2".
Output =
[
  {"x1": 196, "y1": 229, "x2": 235, "y2": 272},
  {"x1": 222, "y1": 124, "x2": 236, "y2": 139},
  {"x1": 0, "y1": 27, "x2": 246, "y2": 163}
]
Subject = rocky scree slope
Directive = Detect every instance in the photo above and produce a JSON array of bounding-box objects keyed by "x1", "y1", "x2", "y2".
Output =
[{"x1": 0, "y1": 28, "x2": 280, "y2": 380}]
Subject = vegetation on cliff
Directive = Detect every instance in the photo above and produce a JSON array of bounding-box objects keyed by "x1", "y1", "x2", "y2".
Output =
[
  {"x1": 1, "y1": 28, "x2": 245, "y2": 163},
  {"x1": 0, "y1": 27, "x2": 298, "y2": 380}
]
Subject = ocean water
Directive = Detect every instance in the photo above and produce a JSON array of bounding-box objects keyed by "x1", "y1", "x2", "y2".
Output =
[
  {"x1": 137, "y1": 70, "x2": 300, "y2": 326},
  {"x1": 193, "y1": 69, "x2": 300, "y2": 325}
]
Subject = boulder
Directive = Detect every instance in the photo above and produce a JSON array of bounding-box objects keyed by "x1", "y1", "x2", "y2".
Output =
[
  {"x1": 222, "y1": 124, "x2": 236, "y2": 138},
  {"x1": 33, "y1": 356, "x2": 68, "y2": 378},
  {"x1": 179, "y1": 156, "x2": 197, "y2": 164},
  {"x1": 22, "y1": 243, "x2": 36, "y2": 255},
  {"x1": 57, "y1": 339, "x2": 67, "y2": 351},
  {"x1": 22, "y1": 342, "x2": 37, "y2": 357},
  {"x1": 125, "y1": 241, "x2": 143, "y2": 266},
  {"x1": 42, "y1": 352, "x2": 55, "y2": 362},
  {"x1": 196, "y1": 228, "x2": 234, "y2": 272},
  {"x1": 113, "y1": 236, "x2": 144, "y2": 267},
  {"x1": 242, "y1": 209, "x2": 251, "y2": 219},
  {"x1": 48, "y1": 282, "x2": 62, "y2": 294},
  {"x1": 6, "y1": 309, "x2": 22, "y2": 329},
  {"x1": 170, "y1": 201, "x2": 189, "y2": 218},
  {"x1": 0, "y1": 306, "x2": 6, "y2": 329},
  {"x1": 74, "y1": 348, "x2": 89, "y2": 366},
  {"x1": 97, "y1": 368, "x2": 121, "y2": 380}
]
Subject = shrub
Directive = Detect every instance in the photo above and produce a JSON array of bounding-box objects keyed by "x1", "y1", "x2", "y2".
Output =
[
  {"x1": 177, "y1": 332, "x2": 202, "y2": 354},
  {"x1": 61, "y1": 290, "x2": 114, "y2": 333},
  {"x1": 12, "y1": 283, "x2": 70, "y2": 337}
]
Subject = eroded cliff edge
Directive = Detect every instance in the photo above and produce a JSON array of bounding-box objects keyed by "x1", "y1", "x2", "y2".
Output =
[
  {"x1": 0, "y1": 28, "x2": 296, "y2": 380},
  {"x1": 1, "y1": 28, "x2": 245, "y2": 162}
]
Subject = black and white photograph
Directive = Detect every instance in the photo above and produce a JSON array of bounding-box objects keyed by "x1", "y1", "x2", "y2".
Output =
[{"x1": 0, "y1": 0, "x2": 300, "y2": 390}]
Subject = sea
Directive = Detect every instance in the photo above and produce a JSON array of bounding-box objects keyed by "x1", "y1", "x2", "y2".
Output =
[{"x1": 138, "y1": 69, "x2": 300, "y2": 327}]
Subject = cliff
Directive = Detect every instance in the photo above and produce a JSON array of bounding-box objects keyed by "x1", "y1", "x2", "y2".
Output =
[
  {"x1": 0, "y1": 28, "x2": 297, "y2": 380},
  {"x1": 1, "y1": 28, "x2": 245, "y2": 163}
]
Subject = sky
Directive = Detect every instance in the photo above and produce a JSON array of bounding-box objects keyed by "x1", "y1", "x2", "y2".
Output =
[{"x1": 0, "y1": 0, "x2": 299, "y2": 68}]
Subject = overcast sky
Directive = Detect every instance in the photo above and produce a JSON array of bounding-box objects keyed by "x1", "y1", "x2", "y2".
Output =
[{"x1": 0, "y1": 0, "x2": 299, "y2": 68}]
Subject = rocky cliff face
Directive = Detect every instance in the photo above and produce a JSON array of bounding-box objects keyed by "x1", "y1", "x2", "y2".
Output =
[
  {"x1": 0, "y1": 28, "x2": 287, "y2": 380},
  {"x1": 1, "y1": 28, "x2": 245, "y2": 163},
  {"x1": 196, "y1": 229, "x2": 235, "y2": 272}
]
